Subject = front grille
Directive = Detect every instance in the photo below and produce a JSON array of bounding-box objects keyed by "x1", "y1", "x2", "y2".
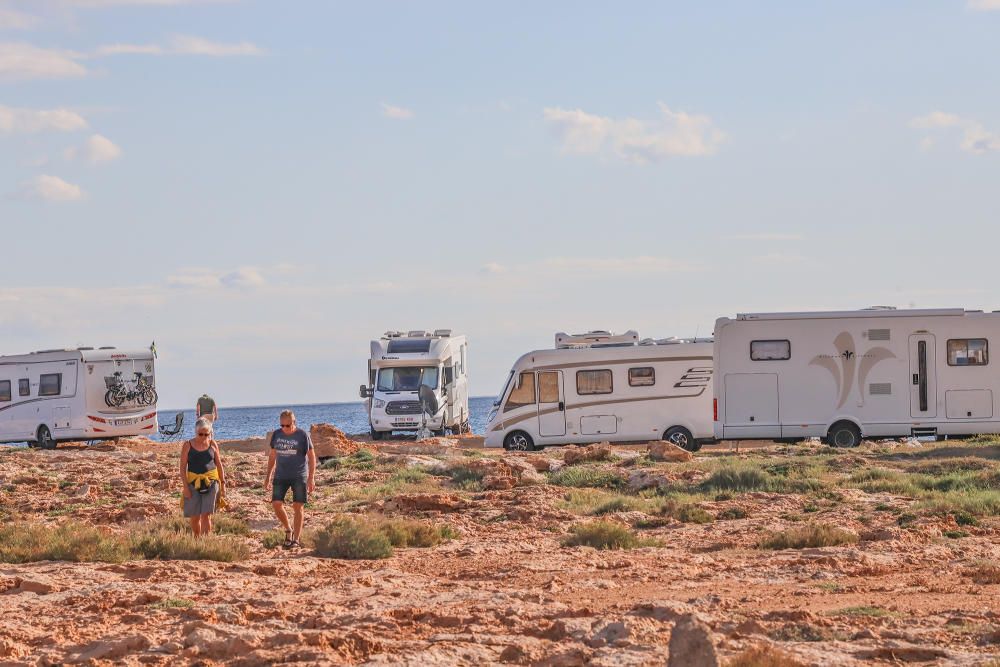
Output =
[{"x1": 386, "y1": 400, "x2": 421, "y2": 415}]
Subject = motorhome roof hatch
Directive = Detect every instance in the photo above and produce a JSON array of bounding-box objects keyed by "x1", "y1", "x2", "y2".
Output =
[{"x1": 555, "y1": 330, "x2": 640, "y2": 349}]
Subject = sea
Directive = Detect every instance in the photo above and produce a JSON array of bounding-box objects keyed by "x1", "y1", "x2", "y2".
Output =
[{"x1": 152, "y1": 396, "x2": 496, "y2": 442}]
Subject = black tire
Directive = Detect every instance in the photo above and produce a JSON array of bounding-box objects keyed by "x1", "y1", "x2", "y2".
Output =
[
  {"x1": 664, "y1": 426, "x2": 700, "y2": 452},
  {"x1": 370, "y1": 428, "x2": 384, "y2": 441},
  {"x1": 828, "y1": 421, "x2": 862, "y2": 448},
  {"x1": 503, "y1": 430, "x2": 535, "y2": 452},
  {"x1": 36, "y1": 425, "x2": 56, "y2": 450},
  {"x1": 144, "y1": 387, "x2": 158, "y2": 406}
]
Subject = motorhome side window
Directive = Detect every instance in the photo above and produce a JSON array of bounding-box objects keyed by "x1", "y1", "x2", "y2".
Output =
[
  {"x1": 750, "y1": 340, "x2": 791, "y2": 361},
  {"x1": 504, "y1": 372, "x2": 535, "y2": 411},
  {"x1": 947, "y1": 339, "x2": 989, "y2": 366},
  {"x1": 0, "y1": 381, "x2": 10, "y2": 402},
  {"x1": 18, "y1": 379, "x2": 29, "y2": 396},
  {"x1": 39, "y1": 373, "x2": 62, "y2": 396},
  {"x1": 628, "y1": 367, "x2": 655, "y2": 387},
  {"x1": 577, "y1": 369, "x2": 612, "y2": 395}
]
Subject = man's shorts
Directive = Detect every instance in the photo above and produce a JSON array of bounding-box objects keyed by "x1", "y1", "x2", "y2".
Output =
[
  {"x1": 183, "y1": 481, "x2": 219, "y2": 517},
  {"x1": 272, "y1": 478, "x2": 307, "y2": 504}
]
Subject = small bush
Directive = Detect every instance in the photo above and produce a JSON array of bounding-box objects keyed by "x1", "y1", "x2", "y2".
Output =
[
  {"x1": 321, "y1": 449, "x2": 377, "y2": 470},
  {"x1": 916, "y1": 490, "x2": 1000, "y2": 517},
  {"x1": 954, "y1": 511, "x2": 979, "y2": 526},
  {"x1": 0, "y1": 522, "x2": 129, "y2": 563},
  {"x1": 310, "y1": 515, "x2": 456, "y2": 559},
  {"x1": 562, "y1": 521, "x2": 660, "y2": 550},
  {"x1": 153, "y1": 598, "x2": 194, "y2": 609},
  {"x1": 759, "y1": 523, "x2": 858, "y2": 550},
  {"x1": 718, "y1": 507, "x2": 748, "y2": 520},
  {"x1": 261, "y1": 529, "x2": 286, "y2": 549},
  {"x1": 445, "y1": 463, "x2": 487, "y2": 487},
  {"x1": 592, "y1": 497, "x2": 639, "y2": 515},
  {"x1": 897, "y1": 512, "x2": 918, "y2": 527},
  {"x1": 727, "y1": 644, "x2": 806, "y2": 667},
  {"x1": 659, "y1": 498, "x2": 713, "y2": 524},
  {"x1": 549, "y1": 466, "x2": 626, "y2": 490},
  {"x1": 829, "y1": 606, "x2": 890, "y2": 618},
  {"x1": 966, "y1": 560, "x2": 1000, "y2": 585},
  {"x1": 311, "y1": 517, "x2": 393, "y2": 559},
  {"x1": 943, "y1": 529, "x2": 969, "y2": 539}
]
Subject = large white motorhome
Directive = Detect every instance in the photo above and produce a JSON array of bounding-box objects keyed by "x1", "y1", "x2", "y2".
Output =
[
  {"x1": 484, "y1": 330, "x2": 714, "y2": 451},
  {"x1": 0, "y1": 347, "x2": 159, "y2": 449},
  {"x1": 361, "y1": 330, "x2": 470, "y2": 439},
  {"x1": 713, "y1": 308, "x2": 1000, "y2": 447}
]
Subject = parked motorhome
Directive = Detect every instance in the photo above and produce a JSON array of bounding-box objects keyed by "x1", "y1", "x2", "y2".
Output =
[
  {"x1": 361, "y1": 330, "x2": 470, "y2": 439},
  {"x1": 713, "y1": 308, "x2": 1000, "y2": 446},
  {"x1": 484, "y1": 330, "x2": 714, "y2": 451},
  {"x1": 0, "y1": 347, "x2": 158, "y2": 448}
]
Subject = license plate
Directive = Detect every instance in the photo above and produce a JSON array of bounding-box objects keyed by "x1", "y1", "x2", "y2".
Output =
[
  {"x1": 115, "y1": 417, "x2": 139, "y2": 426},
  {"x1": 394, "y1": 418, "x2": 417, "y2": 424}
]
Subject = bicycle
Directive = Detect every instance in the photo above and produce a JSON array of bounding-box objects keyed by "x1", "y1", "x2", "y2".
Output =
[{"x1": 104, "y1": 371, "x2": 158, "y2": 407}]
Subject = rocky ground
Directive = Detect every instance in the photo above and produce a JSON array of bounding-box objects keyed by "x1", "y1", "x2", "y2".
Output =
[{"x1": 0, "y1": 430, "x2": 998, "y2": 666}]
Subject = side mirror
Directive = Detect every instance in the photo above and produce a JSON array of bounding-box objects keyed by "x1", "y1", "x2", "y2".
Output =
[{"x1": 359, "y1": 384, "x2": 372, "y2": 399}]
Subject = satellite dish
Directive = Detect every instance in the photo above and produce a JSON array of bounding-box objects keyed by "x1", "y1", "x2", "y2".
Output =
[{"x1": 418, "y1": 384, "x2": 439, "y2": 416}]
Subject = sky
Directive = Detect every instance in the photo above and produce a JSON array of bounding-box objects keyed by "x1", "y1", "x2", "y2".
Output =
[{"x1": 1, "y1": 0, "x2": 999, "y2": 409}]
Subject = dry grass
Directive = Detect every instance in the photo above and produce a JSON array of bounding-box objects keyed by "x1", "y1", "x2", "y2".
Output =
[
  {"x1": 759, "y1": 523, "x2": 858, "y2": 550},
  {"x1": 561, "y1": 521, "x2": 661, "y2": 550},
  {"x1": 0, "y1": 522, "x2": 130, "y2": 563},
  {"x1": 130, "y1": 520, "x2": 250, "y2": 562},
  {"x1": 966, "y1": 560, "x2": 1000, "y2": 585},
  {"x1": 727, "y1": 644, "x2": 806, "y2": 667},
  {"x1": 548, "y1": 466, "x2": 626, "y2": 490},
  {"x1": 659, "y1": 498, "x2": 714, "y2": 524}
]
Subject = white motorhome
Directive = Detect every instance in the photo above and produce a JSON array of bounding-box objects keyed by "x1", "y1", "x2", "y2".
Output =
[
  {"x1": 0, "y1": 347, "x2": 159, "y2": 449},
  {"x1": 713, "y1": 308, "x2": 1000, "y2": 447},
  {"x1": 484, "y1": 330, "x2": 714, "y2": 451},
  {"x1": 361, "y1": 330, "x2": 470, "y2": 439}
]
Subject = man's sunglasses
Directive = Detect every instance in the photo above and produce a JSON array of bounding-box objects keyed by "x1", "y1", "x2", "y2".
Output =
[{"x1": 280, "y1": 423, "x2": 294, "y2": 428}]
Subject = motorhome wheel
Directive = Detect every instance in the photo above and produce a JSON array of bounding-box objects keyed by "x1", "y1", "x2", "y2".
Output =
[
  {"x1": 370, "y1": 428, "x2": 384, "y2": 441},
  {"x1": 828, "y1": 422, "x2": 861, "y2": 448},
  {"x1": 664, "y1": 426, "x2": 699, "y2": 452},
  {"x1": 504, "y1": 431, "x2": 534, "y2": 452},
  {"x1": 36, "y1": 425, "x2": 56, "y2": 450}
]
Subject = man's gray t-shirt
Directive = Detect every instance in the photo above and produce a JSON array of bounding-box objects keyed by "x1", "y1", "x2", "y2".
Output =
[{"x1": 270, "y1": 428, "x2": 313, "y2": 480}]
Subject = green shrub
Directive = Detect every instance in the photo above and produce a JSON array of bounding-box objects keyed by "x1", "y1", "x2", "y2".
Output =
[
  {"x1": 153, "y1": 598, "x2": 194, "y2": 609},
  {"x1": 562, "y1": 521, "x2": 660, "y2": 550},
  {"x1": 759, "y1": 523, "x2": 858, "y2": 550},
  {"x1": 943, "y1": 529, "x2": 969, "y2": 539},
  {"x1": 549, "y1": 466, "x2": 626, "y2": 490},
  {"x1": 699, "y1": 462, "x2": 823, "y2": 494},
  {"x1": 916, "y1": 490, "x2": 1000, "y2": 517},
  {"x1": 718, "y1": 507, "x2": 748, "y2": 520},
  {"x1": 321, "y1": 449, "x2": 377, "y2": 470},
  {"x1": 261, "y1": 529, "x2": 286, "y2": 549},
  {"x1": 0, "y1": 522, "x2": 130, "y2": 563},
  {"x1": 372, "y1": 517, "x2": 458, "y2": 548},
  {"x1": 130, "y1": 523, "x2": 249, "y2": 562},
  {"x1": 659, "y1": 498, "x2": 713, "y2": 524}
]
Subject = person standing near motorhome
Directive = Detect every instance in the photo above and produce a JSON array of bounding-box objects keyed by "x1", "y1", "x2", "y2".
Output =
[
  {"x1": 196, "y1": 393, "x2": 219, "y2": 423},
  {"x1": 264, "y1": 410, "x2": 316, "y2": 549},
  {"x1": 180, "y1": 417, "x2": 227, "y2": 537}
]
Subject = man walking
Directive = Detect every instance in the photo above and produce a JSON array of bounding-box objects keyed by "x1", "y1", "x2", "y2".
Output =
[
  {"x1": 196, "y1": 393, "x2": 219, "y2": 424},
  {"x1": 264, "y1": 410, "x2": 316, "y2": 548}
]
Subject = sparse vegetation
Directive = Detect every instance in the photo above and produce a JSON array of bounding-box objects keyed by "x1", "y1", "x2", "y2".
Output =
[
  {"x1": 828, "y1": 605, "x2": 891, "y2": 618},
  {"x1": 966, "y1": 560, "x2": 1000, "y2": 585},
  {"x1": 261, "y1": 529, "x2": 286, "y2": 549},
  {"x1": 562, "y1": 521, "x2": 661, "y2": 550},
  {"x1": 659, "y1": 498, "x2": 714, "y2": 524},
  {"x1": 152, "y1": 598, "x2": 194, "y2": 609},
  {"x1": 130, "y1": 521, "x2": 249, "y2": 562},
  {"x1": 0, "y1": 522, "x2": 130, "y2": 563},
  {"x1": 548, "y1": 465, "x2": 626, "y2": 490},
  {"x1": 321, "y1": 449, "x2": 377, "y2": 470},
  {"x1": 718, "y1": 507, "x2": 749, "y2": 520},
  {"x1": 759, "y1": 523, "x2": 858, "y2": 550}
]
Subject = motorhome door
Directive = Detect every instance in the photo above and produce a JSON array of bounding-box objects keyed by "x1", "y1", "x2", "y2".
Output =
[
  {"x1": 537, "y1": 371, "x2": 566, "y2": 437},
  {"x1": 909, "y1": 334, "x2": 937, "y2": 418}
]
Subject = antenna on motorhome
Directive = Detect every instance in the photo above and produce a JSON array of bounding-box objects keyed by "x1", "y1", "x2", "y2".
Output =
[{"x1": 416, "y1": 384, "x2": 439, "y2": 441}]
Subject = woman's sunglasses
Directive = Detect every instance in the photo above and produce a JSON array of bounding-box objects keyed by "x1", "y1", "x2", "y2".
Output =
[{"x1": 197, "y1": 431, "x2": 211, "y2": 437}]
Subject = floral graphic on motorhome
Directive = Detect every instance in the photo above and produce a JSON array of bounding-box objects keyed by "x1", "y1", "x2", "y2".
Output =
[{"x1": 809, "y1": 332, "x2": 895, "y2": 409}]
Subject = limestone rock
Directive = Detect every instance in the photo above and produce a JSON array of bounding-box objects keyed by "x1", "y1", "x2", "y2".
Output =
[
  {"x1": 310, "y1": 423, "x2": 362, "y2": 458},
  {"x1": 668, "y1": 614, "x2": 719, "y2": 667},
  {"x1": 564, "y1": 443, "x2": 613, "y2": 465},
  {"x1": 648, "y1": 441, "x2": 693, "y2": 462},
  {"x1": 76, "y1": 635, "x2": 150, "y2": 662},
  {"x1": 384, "y1": 493, "x2": 469, "y2": 512}
]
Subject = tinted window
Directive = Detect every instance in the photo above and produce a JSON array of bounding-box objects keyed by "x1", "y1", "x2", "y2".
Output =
[
  {"x1": 0, "y1": 381, "x2": 10, "y2": 402},
  {"x1": 39, "y1": 373, "x2": 61, "y2": 397},
  {"x1": 18, "y1": 379, "x2": 29, "y2": 396},
  {"x1": 538, "y1": 372, "x2": 560, "y2": 403},
  {"x1": 504, "y1": 372, "x2": 535, "y2": 411},
  {"x1": 377, "y1": 367, "x2": 438, "y2": 391},
  {"x1": 386, "y1": 339, "x2": 432, "y2": 354},
  {"x1": 577, "y1": 369, "x2": 613, "y2": 395},
  {"x1": 751, "y1": 340, "x2": 791, "y2": 361},
  {"x1": 628, "y1": 367, "x2": 655, "y2": 387},
  {"x1": 947, "y1": 339, "x2": 989, "y2": 366}
]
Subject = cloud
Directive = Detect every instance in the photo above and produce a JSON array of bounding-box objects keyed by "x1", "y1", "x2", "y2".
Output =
[
  {"x1": 65, "y1": 134, "x2": 123, "y2": 164},
  {"x1": 380, "y1": 103, "x2": 414, "y2": 120},
  {"x1": 15, "y1": 175, "x2": 85, "y2": 202},
  {"x1": 968, "y1": 0, "x2": 1000, "y2": 9},
  {"x1": 0, "y1": 8, "x2": 40, "y2": 30},
  {"x1": 63, "y1": 0, "x2": 238, "y2": 6},
  {"x1": 543, "y1": 103, "x2": 725, "y2": 163},
  {"x1": 96, "y1": 34, "x2": 262, "y2": 57},
  {"x1": 543, "y1": 256, "x2": 699, "y2": 273},
  {"x1": 0, "y1": 105, "x2": 87, "y2": 133},
  {"x1": 910, "y1": 111, "x2": 1000, "y2": 154},
  {"x1": 481, "y1": 262, "x2": 506, "y2": 274},
  {"x1": 167, "y1": 266, "x2": 265, "y2": 290},
  {"x1": 724, "y1": 233, "x2": 804, "y2": 241},
  {"x1": 751, "y1": 252, "x2": 807, "y2": 264},
  {"x1": 0, "y1": 42, "x2": 87, "y2": 80}
]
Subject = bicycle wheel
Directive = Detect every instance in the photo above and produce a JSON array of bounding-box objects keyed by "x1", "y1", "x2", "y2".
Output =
[{"x1": 144, "y1": 387, "x2": 158, "y2": 405}]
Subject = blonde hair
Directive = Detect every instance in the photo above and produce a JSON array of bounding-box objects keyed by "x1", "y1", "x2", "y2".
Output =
[
  {"x1": 194, "y1": 417, "x2": 214, "y2": 435},
  {"x1": 280, "y1": 409, "x2": 295, "y2": 422}
]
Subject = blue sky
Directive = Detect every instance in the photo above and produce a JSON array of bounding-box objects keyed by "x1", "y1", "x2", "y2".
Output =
[{"x1": 2, "y1": 0, "x2": 998, "y2": 408}]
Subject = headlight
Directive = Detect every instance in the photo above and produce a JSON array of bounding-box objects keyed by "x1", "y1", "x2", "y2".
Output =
[{"x1": 373, "y1": 399, "x2": 385, "y2": 409}]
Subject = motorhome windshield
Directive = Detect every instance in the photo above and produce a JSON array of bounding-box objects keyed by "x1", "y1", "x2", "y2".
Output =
[
  {"x1": 494, "y1": 371, "x2": 514, "y2": 406},
  {"x1": 377, "y1": 367, "x2": 439, "y2": 391}
]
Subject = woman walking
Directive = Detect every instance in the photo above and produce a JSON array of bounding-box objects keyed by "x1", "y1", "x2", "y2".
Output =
[{"x1": 180, "y1": 417, "x2": 226, "y2": 536}]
